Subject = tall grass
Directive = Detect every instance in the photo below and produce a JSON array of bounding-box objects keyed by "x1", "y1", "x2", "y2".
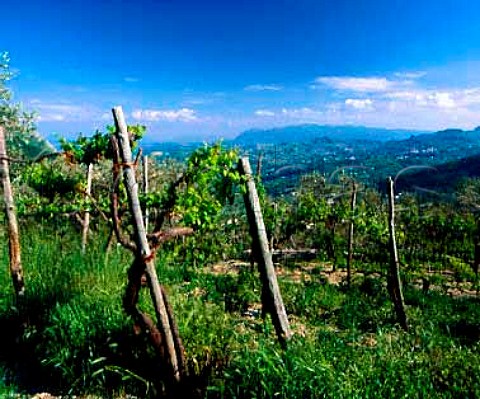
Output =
[{"x1": 0, "y1": 223, "x2": 479, "y2": 397}]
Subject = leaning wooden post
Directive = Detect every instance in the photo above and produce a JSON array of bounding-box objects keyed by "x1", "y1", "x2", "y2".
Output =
[
  {"x1": 346, "y1": 181, "x2": 357, "y2": 288},
  {"x1": 81, "y1": 163, "x2": 93, "y2": 254},
  {"x1": 112, "y1": 106, "x2": 183, "y2": 381},
  {"x1": 0, "y1": 126, "x2": 24, "y2": 297},
  {"x1": 386, "y1": 176, "x2": 408, "y2": 331},
  {"x1": 238, "y1": 157, "x2": 292, "y2": 344},
  {"x1": 142, "y1": 155, "x2": 149, "y2": 232}
]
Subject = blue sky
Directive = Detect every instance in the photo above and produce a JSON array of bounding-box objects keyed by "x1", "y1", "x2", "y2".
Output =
[{"x1": 5, "y1": 0, "x2": 480, "y2": 141}]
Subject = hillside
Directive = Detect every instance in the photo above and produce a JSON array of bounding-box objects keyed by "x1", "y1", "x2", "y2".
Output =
[
  {"x1": 380, "y1": 127, "x2": 480, "y2": 163},
  {"x1": 395, "y1": 153, "x2": 480, "y2": 194},
  {"x1": 233, "y1": 124, "x2": 428, "y2": 145},
  {"x1": 238, "y1": 125, "x2": 480, "y2": 196},
  {"x1": 138, "y1": 124, "x2": 480, "y2": 197}
]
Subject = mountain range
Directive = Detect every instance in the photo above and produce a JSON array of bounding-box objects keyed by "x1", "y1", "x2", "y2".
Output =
[{"x1": 232, "y1": 124, "x2": 430, "y2": 145}]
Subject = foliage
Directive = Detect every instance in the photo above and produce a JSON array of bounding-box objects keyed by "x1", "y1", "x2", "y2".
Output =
[
  {"x1": 15, "y1": 125, "x2": 147, "y2": 220},
  {"x1": 59, "y1": 124, "x2": 145, "y2": 165},
  {"x1": 21, "y1": 158, "x2": 83, "y2": 202},
  {"x1": 173, "y1": 141, "x2": 242, "y2": 231},
  {"x1": 139, "y1": 142, "x2": 245, "y2": 269},
  {"x1": 60, "y1": 130, "x2": 113, "y2": 165}
]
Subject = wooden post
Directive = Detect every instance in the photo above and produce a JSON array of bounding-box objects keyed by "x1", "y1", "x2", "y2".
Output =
[
  {"x1": 256, "y1": 151, "x2": 263, "y2": 179},
  {"x1": 386, "y1": 177, "x2": 408, "y2": 331},
  {"x1": 326, "y1": 215, "x2": 337, "y2": 270},
  {"x1": 346, "y1": 181, "x2": 357, "y2": 288},
  {"x1": 269, "y1": 202, "x2": 277, "y2": 251},
  {"x1": 0, "y1": 126, "x2": 24, "y2": 297},
  {"x1": 81, "y1": 163, "x2": 93, "y2": 254},
  {"x1": 112, "y1": 106, "x2": 183, "y2": 381},
  {"x1": 142, "y1": 155, "x2": 149, "y2": 232},
  {"x1": 238, "y1": 157, "x2": 292, "y2": 344}
]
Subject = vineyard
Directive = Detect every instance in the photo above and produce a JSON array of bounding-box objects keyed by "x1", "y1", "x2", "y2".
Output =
[{"x1": 1, "y1": 55, "x2": 480, "y2": 398}]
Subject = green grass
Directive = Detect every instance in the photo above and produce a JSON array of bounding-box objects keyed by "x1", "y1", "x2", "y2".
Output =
[{"x1": 0, "y1": 223, "x2": 479, "y2": 398}]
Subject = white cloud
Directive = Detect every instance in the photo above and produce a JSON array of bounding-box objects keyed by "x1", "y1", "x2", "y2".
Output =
[
  {"x1": 36, "y1": 104, "x2": 82, "y2": 113},
  {"x1": 385, "y1": 91, "x2": 421, "y2": 100},
  {"x1": 37, "y1": 113, "x2": 66, "y2": 122},
  {"x1": 341, "y1": 87, "x2": 480, "y2": 130},
  {"x1": 255, "y1": 109, "x2": 275, "y2": 117},
  {"x1": 270, "y1": 81, "x2": 480, "y2": 130},
  {"x1": 131, "y1": 108, "x2": 199, "y2": 122},
  {"x1": 100, "y1": 112, "x2": 112, "y2": 121},
  {"x1": 345, "y1": 98, "x2": 374, "y2": 110},
  {"x1": 269, "y1": 105, "x2": 358, "y2": 126},
  {"x1": 314, "y1": 73, "x2": 424, "y2": 94},
  {"x1": 394, "y1": 71, "x2": 426, "y2": 80},
  {"x1": 182, "y1": 98, "x2": 209, "y2": 106},
  {"x1": 32, "y1": 102, "x2": 95, "y2": 122},
  {"x1": 386, "y1": 89, "x2": 457, "y2": 108},
  {"x1": 124, "y1": 77, "x2": 139, "y2": 83},
  {"x1": 425, "y1": 92, "x2": 456, "y2": 108},
  {"x1": 455, "y1": 88, "x2": 480, "y2": 106},
  {"x1": 281, "y1": 107, "x2": 322, "y2": 118},
  {"x1": 314, "y1": 72, "x2": 468, "y2": 116},
  {"x1": 244, "y1": 84, "x2": 283, "y2": 92},
  {"x1": 315, "y1": 76, "x2": 393, "y2": 92}
]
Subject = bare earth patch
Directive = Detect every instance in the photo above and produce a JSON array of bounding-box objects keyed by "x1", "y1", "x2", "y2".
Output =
[{"x1": 207, "y1": 260, "x2": 250, "y2": 275}]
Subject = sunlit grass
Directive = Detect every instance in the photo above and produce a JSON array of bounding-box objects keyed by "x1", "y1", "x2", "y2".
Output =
[{"x1": 0, "y1": 223, "x2": 478, "y2": 397}]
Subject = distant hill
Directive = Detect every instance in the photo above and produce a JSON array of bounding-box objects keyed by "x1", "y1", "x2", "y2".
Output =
[
  {"x1": 377, "y1": 126, "x2": 480, "y2": 166},
  {"x1": 233, "y1": 124, "x2": 428, "y2": 145},
  {"x1": 406, "y1": 127, "x2": 480, "y2": 146},
  {"x1": 395, "y1": 153, "x2": 480, "y2": 194}
]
